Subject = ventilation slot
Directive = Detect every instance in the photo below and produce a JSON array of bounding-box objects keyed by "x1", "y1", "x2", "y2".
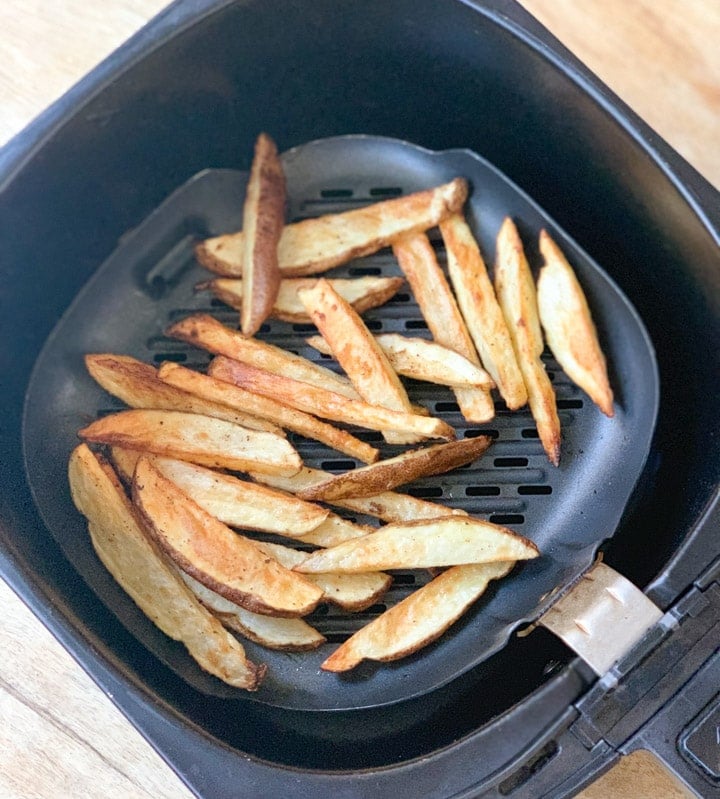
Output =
[
  {"x1": 518, "y1": 485, "x2": 552, "y2": 496},
  {"x1": 489, "y1": 514, "x2": 525, "y2": 525},
  {"x1": 466, "y1": 486, "x2": 501, "y2": 497},
  {"x1": 369, "y1": 186, "x2": 403, "y2": 197},
  {"x1": 320, "y1": 188, "x2": 353, "y2": 198},
  {"x1": 494, "y1": 457, "x2": 529, "y2": 468}
]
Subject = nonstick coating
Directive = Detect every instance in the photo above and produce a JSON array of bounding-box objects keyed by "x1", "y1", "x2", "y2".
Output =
[{"x1": 22, "y1": 136, "x2": 659, "y2": 711}]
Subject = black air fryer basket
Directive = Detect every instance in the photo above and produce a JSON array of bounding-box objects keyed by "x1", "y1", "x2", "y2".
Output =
[{"x1": 1, "y1": 2, "x2": 719, "y2": 797}]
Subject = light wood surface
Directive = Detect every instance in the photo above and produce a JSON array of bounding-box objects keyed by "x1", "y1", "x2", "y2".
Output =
[{"x1": 1, "y1": 2, "x2": 717, "y2": 798}]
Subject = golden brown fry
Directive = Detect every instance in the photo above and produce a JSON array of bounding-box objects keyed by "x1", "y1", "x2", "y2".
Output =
[
  {"x1": 393, "y1": 233, "x2": 495, "y2": 422},
  {"x1": 536, "y1": 230, "x2": 614, "y2": 417},
  {"x1": 252, "y1": 466, "x2": 467, "y2": 523},
  {"x1": 68, "y1": 444, "x2": 264, "y2": 689},
  {"x1": 295, "y1": 517, "x2": 539, "y2": 574},
  {"x1": 298, "y1": 278, "x2": 418, "y2": 445},
  {"x1": 166, "y1": 313, "x2": 360, "y2": 398},
  {"x1": 208, "y1": 356, "x2": 456, "y2": 441},
  {"x1": 440, "y1": 214, "x2": 527, "y2": 410},
  {"x1": 321, "y1": 561, "x2": 514, "y2": 671},
  {"x1": 241, "y1": 133, "x2": 285, "y2": 336},
  {"x1": 196, "y1": 178, "x2": 468, "y2": 277},
  {"x1": 139, "y1": 455, "x2": 330, "y2": 535},
  {"x1": 252, "y1": 541, "x2": 392, "y2": 612},
  {"x1": 156, "y1": 361, "x2": 378, "y2": 464},
  {"x1": 495, "y1": 218, "x2": 561, "y2": 465},
  {"x1": 132, "y1": 456, "x2": 323, "y2": 617},
  {"x1": 200, "y1": 276, "x2": 405, "y2": 323},
  {"x1": 84, "y1": 353, "x2": 282, "y2": 435},
  {"x1": 78, "y1": 409, "x2": 301, "y2": 476},
  {"x1": 294, "y1": 513, "x2": 376, "y2": 547},
  {"x1": 179, "y1": 571, "x2": 325, "y2": 651},
  {"x1": 296, "y1": 436, "x2": 493, "y2": 501}
]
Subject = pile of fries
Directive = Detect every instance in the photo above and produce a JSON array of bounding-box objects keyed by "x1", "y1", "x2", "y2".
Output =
[{"x1": 68, "y1": 134, "x2": 614, "y2": 691}]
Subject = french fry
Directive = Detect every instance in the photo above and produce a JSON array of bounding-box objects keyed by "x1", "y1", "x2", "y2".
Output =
[
  {"x1": 166, "y1": 313, "x2": 360, "y2": 398},
  {"x1": 252, "y1": 466, "x2": 467, "y2": 523},
  {"x1": 78, "y1": 409, "x2": 301, "y2": 476},
  {"x1": 156, "y1": 361, "x2": 378, "y2": 464},
  {"x1": 196, "y1": 178, "x2": 468, "y2": 277},
  {"x1": 494, "y1": 218, "x2": 561, "y2": 465},
  {"x1": 208, "y1": 356, "x2": 456, "y2": 441},
  {"x1": 179, "y1": 571, "x2": 325, "y2": 651},
  {"x1": 241, "y1": 133, "x2": 285, "y2": 336},
  {"x1": 68, "y1": 444, "x2": 264, "y2": 689},
  {"x1": 393, "y1": 233, "x2": 495, "y2": 422},
  {"x1": 440, "y1": 214, "x2": 527, "y2": 410},
  {"x1": 252, "y1": 541, "x2": 392, "y2": 612},
  {"x1": 321, "y1": 561, "x2": 514, "y2": 671},
  {"x1": 298, "y1": 278, "x2": 418, "y2": 445},
  {"x1": 295, "y1": 517, "x2": 539, "y2": 574},
  {"x1": 109, "y1": 448, "x2": 378, "y2": 547},
  {"x1": 135, "y1": 455, "x2": 330, "y2": 535},
  {"x1": 536, "y1": 230, "x2": 614, "y2": 417},
  {"x1": 132, "y1": 456, "x2": 323, "y2": 617},
  {"x1": 200, "y1": 276, "x2": 404, "y2": 323},
  {"x1": 84, "y1": 353, "x2": 282, "y2": 435},
  {"x1": 296, "y1": 436, "x2": 493, "y2": 502},
  {"x1": 306, "y1": 333, "x2": 494, "y2": 389}
]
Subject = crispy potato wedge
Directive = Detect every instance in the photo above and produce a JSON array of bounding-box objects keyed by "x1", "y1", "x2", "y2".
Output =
[
  {"x1": 295, "y1": 517, "x2": 539, "y2": 574},
  {"x1": 132, "y1": 456, "x2": 323, "y2": 617},
  {"x1": 536, "y1": 230, "x2": 614, "y2": 417},
  {"x1": 296, "y1": 436, "x2": 493, "y2": 501},
  {"x1": 200, "y1": 276, "x2": 405, "y2": 323},
  {"x1": 196, "y1": 178, "x2": 468, "y2": 277},
  {"x1": 166, "y1": 313, "x2": 360, "y2": 398},
  {"x1": 156, "y1": 361, "x2": 378, "y2": 464},
  {"x1": 241, "y1": 133, "x2": 285, "y2": 336},
  {"x1": 321, "y1": 561, "x2": 514, "y2": 671},
  {"x1": 307, "y1": 333, "x2": 494, "y2": 389},
  {"x1": 440, "y1": 214, "x2": 527, "y2": 410},
  {"x1": 298, "y1": 278, "x2": 418, "y2": 445},
  {"x1": 495, "y1": 218, "x2": 561, "y2": 465},
  {"x1": 208, "y1": 356, "x2": 455, "y2": 441},
  {"x1": 253, "y1": 466, "x2": 467, "y2": 523},
  {"x1": 138, "y1": 455, "x2": 329, "y2": 535},
  {"x1": 179, "y1": 571, "x2": 325, "y2": 651},
  {"x1": 68, "y1": 444, "x2": 264, "y2": 689},
  {"x1": 78, "y1": 409, "x2": 301, "y2": 476},
  {"x1": 252, "y1": 541, "x2": 392, "y2": 612},
  {"x1": 84, "y1": 353, "x2": 282, "y2": 435},
  {"x1": 295, "y1": 513, "x2": 376, "y2": 547},
  {"x1": 393, "y1": 233, "x2": 495, "y2": 422}
]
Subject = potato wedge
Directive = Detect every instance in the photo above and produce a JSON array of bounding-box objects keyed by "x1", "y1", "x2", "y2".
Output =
[
  {"x1": 306, "y1": 333, "x2": 494, "y2": 389},
  {"x1": 68, "y1": 444, "x2": 264, "y2": 689},
  {"x1": 179, "y1": 571, "x2": 325, "y2": 651},
  {"x1": 132, "y1": 456, "x2": 323, "y2": 617},
  {"x1": 495, "y1": 218, "x2": 561, "y2": 465},
  {"x1": 252, "y1": 541, "x2": 392, "y2": 612},
  {"x1": 200, "y1": 276, "x2": 405, "y2": 323},
  {"x1": 196, "y1": 178, "x2": 468, "y2": 277},
  {"x1": 84, "y1": 353, "x2": 282, "y2": 435},
  {"x1": 166, "y1": 313, "x2": 360, "y2": 398},
  {"x1": 137, "y1": 455, "x2": 329, "y2": 535},
  {"x1": 536, "y1": 230, "x2": 614, "y2": 417},
  {"x1": 298, "y1": 278, "x2": 418, "y2": 445},
  {"x1": 241, "y1": 133, "x2": 285, "y2": 336},
  {"x1": 440, "y1": 214, "x2": 527, "y2": 410},
  {"x1": 156, "y1": 361, "x2": 378, "y2": 464},
  {"x1": 321, "y1": 561, "x2": 514, "y2": 671},
  {"x1": 78, "y1": 409, "x2": 301, "y2": 476},
  {"x1": 295, "y1": 517, "x2": 539, "y2": 574},
  {"x1": 393, "y1": 233, "x2": 495, "y2": 422},
  {"x1": 253, "y1": 466, "x2": 467, "y2": 523},
  {"x1": 208, "y1": 356, "x2": 455, "y2": 441},
  {"x1": 296, "y1": 436, "x2": 493, "y2": 501},
  {"x1": 294, "y1": 513, "x2": 376, "y2": 547}
]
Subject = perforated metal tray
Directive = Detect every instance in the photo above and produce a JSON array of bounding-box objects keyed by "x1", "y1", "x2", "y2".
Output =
[{"x1": 22, "y1": 136, "x2": 659, "y2": 711}]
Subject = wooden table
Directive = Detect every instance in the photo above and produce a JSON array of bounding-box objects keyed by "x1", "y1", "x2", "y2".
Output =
[{"x1": 1, "y1": 2, "x2": 717, "y2": 797}]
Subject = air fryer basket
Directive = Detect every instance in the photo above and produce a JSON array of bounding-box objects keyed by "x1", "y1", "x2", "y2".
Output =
[{"x1": 1, "y1": 0, "x2": 719, "y2": 797}]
